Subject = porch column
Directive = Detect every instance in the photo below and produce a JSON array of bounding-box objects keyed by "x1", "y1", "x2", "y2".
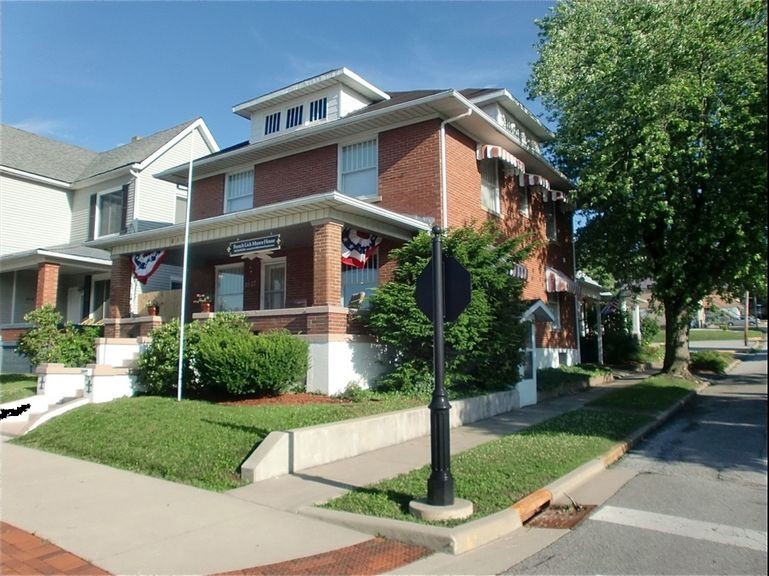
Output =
[
  {"x1": 312, "y1": 220, "x2": 343, "y2": 307},
  {"x1": 35, "y1": 263, "x2": 60, "y2": 308},
  {"x1": 108, "y1": 255, "x2": 132, "y2": 319}
]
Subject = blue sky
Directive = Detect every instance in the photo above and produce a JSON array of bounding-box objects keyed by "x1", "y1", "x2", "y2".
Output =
[{"x1": 2, "y1": 0, "x2": 556, "y2": 152}]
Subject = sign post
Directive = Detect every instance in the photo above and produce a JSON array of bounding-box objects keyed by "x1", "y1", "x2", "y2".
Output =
[{"x1": 411, "y1": 227, "x2": 473, "y2": 519}]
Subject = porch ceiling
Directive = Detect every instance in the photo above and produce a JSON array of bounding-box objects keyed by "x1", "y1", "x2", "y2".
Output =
[{"x1": 86, "y1": 191, "x2": 431, "y2": 256}]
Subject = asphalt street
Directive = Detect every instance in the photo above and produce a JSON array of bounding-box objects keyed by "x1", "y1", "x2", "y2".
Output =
[{"x1": 504, "y1": 352, "x2": 768, "y2": 575}]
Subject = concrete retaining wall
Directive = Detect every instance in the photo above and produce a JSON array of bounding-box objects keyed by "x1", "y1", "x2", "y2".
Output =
[{"x1": 241, "y1": 388, "x2": 520, "y2": 483}]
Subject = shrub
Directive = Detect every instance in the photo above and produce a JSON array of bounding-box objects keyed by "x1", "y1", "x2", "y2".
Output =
[
  {"x1": 365, "y1": 222, "x2": 531, "y2": 395},
  {"x1": 602, "y1": 309, "x2": 641, "y2": 365},
  {"x1": 640, "y1": 315, "x2": 660, "y2": 346},
  {"x1": 689, "y1": 350, "x2": 732, "y2": 373},
  {"x1": 17, "y1": 305, "x2": 98, "y2": 368},
  {"x1": 249, "y1": 330, "x2": 309, "y2": 396}
]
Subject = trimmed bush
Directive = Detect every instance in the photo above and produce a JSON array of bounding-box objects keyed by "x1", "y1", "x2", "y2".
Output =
[
  {"x1": 250, "y1": 330, "x2": 309, "y2": 396},
  {"x1": 17, "y1": 305, "x2": 98, "y2": 368},
  {"x1": 689, "y1": 350, "x2": 732, "y2": 374}
]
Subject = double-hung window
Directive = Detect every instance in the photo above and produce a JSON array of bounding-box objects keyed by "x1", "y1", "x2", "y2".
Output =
[
  {"x1": 519, "y1": 187, "x2": 530, "y2": 217},
  {"x1": 546, "y1": 202, "x2": 557, "y2": 242},
  {"x1": 225, "y1": 169, "x2": 253, "y2": 213},
  {"x1": 480, "y1": 159, "x2": 500, "y2": 214},
  {"x1": 261, "y1": 258, "x2": 286, "y2": 310},
  {"x1": 547, "y1": 292, "x2": 561, "y2": 330},
  {"x1": 340, "y1": 138, "x2": 378, "y2": 198},
  {"x1": 97, "y1": 189, "x2": 125, "y2": 237},
  {"x1": 216, "y1": 263, "x2": 244, "y2": 312}
]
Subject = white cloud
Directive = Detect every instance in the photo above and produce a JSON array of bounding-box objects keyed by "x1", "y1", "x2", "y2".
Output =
[{"x1": 10, "y1": 118, "x2": 70, "y2": 140}]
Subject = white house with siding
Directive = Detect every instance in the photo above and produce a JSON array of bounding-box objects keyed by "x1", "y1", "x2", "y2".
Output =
[{"x1": 0, "y1": 119, "x2": 218, "y2": 372}]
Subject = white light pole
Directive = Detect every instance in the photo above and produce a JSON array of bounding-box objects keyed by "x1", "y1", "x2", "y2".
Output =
[{"x1": 176, "y1": 138, "x2": 195, "y2": 401}]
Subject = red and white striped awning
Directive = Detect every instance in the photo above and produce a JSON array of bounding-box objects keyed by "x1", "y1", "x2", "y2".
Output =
[
  {"x1": 509, "y1": 263, "x2": 528, "y2": 280},
  {"x1": 546, "y1": 267, "x2": 577, "y2": 293},
  {"x1": 476, "y1": 144, "x2": 525, "y2": 175},
  {"x1": 544, "y1": 189, "x2": 567, "y2": 202},
  {"x1": 519, "y1": 173, "x2": 551, "y2": 190}
]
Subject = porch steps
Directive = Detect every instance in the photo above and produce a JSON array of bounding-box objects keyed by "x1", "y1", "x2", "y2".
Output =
[{"x1": 0, "y1": 394, "x2": 88, "y2": 440}]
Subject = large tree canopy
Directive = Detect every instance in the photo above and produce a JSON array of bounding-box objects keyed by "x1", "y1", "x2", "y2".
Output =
[{"x1": 528, "y1": 0, "x2": 767, "y2": 374}]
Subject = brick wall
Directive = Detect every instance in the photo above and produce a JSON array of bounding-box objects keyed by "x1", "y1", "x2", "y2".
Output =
[
  {"x1": 312, "y1": 221, "x2": 343, "y2": 306},
  {"x1": 108, "y1": 256, "x2": 132, "y2": 319},
  {"x1": 254, "y1": 145, "x2": 337, "y2": 207},
  {"x1": 34, "y1": 263, "x2": 59, "y2": 308},
  {"x1": 190, "y1": 174, "x2": 226, "y2": 221}
]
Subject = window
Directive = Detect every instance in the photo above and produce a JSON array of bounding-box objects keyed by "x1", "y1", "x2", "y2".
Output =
[
  {"x1": 480, "y1": 159, "x2": 500, "y2": 214},
  {"x1": 225, "y1": 169, "x2": 253, "y2": 213},
  {"x1": 340, "y1": 138, "x2": 378, "y2": 198},
  {"x1": 286, "y1": 105, "x2": 304, "y2": 129},
  {"x1": 92, "y1": 277, "x2": 110, "y2": 321},
  {"x1": 342, "y1": 252, "x2": 379, "y2": 308},
  {"x1": 546, "y1": 202, "x2": 557, "y2": 241},
  {"x1": 309, "y1": 97, "x2": 328, "y2": 122},
  {"x1": 547, "y1": 292, "x2": 561, "y2": 330},
  {"x1": 216, "y1": 264, "x2": 244, "y2": 312},
  {"x1": 264, "y1": 111, "x2": 281, "y2": 135},
  {"x1": 97, "y1": 189, "x2": 125, "y2": 237},
  {"x1": 519, "y1": 187, "x2": 530, "y2": 217},
  {"x1": 261, "y1": 259, "x2": 286, "y2": 310}
]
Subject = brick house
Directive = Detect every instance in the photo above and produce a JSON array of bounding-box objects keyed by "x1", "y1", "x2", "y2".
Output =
[
  {"x1": 0, "y1": 120, "x2": 218, "y2": 372},
  {"x1": 88, "y1": 68, "x2": 577, "y2": 401}
]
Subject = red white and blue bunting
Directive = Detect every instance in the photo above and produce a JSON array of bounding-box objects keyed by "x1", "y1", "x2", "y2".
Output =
[
  {"x1": 342, "y1": 228, "x2": 381, "y2": 269},
  {"x1": 131, "y1": 250, "x2": 166, "y2": 283}
]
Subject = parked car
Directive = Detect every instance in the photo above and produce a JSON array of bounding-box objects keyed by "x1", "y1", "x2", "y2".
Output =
[{"x1": 725, "y1": 316, "x2": 758, "y2": 328}]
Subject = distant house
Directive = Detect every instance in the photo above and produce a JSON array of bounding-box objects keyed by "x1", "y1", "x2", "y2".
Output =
[
  {"x1": 87, "y1": 68, "x2": 578, "y2": 402},
  {"x1": 0, "y1": 119, "x2": 218, "y2": 371}
]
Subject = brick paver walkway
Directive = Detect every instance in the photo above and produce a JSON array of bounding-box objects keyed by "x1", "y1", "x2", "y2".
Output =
[
  {"x1": 0, "y1": 522, "x2": 110, "y2": 575},
  {"x1": 1, "y1": 522, "x2": 431, "y2": 576}
]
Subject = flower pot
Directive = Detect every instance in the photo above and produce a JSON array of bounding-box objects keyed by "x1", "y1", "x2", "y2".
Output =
[
  {"x1": 199, "y1": 302, "x2": 212, "y2": 313},
  {"x1": 147, "y1": 306, "x2": 159, "y2": 316}
]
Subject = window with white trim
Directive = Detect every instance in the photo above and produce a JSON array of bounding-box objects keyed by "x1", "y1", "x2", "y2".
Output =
[
  {"x1": 342, "y1": 252, "x2": 379, "y2": 308},
  {"x1": 216, "y1": 263, "x2": 244, "y2": 312},
  {"x1": 225, "y1": 169, "x2": 253, "y2": 213},
  {"x1": 97, "y1": 189, "x2": 125, "y2": 237},
  {"x1": 480, "y1": 159, "x2": 500, "y2": 214},
  {"x1": 309, "y1": 97, "x2": 327, "y2": 122},
  {"x1": 546, "y1": 202, "x2": 557, "y2": 241},
  {"x1": 286, "y1": 105, "x2": 304, "y2": 129},
  {"x1": 264, "y1": 111, "x2": 281, "y2": 135},
  {"x1": 547, "y1": 292, "x2": 561, "y2": 330},
  {"x1": 340, "y1": 138, "x2": 378, "y2": 198},
  {"x1": 261, "y1": 258, "x2": 286, "y2": 310},
  {"x1": 519, "y1": 186, "x2": 530, "y2": 217}
]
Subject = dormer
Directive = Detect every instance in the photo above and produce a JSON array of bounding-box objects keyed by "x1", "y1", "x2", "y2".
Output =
[
  {"x1": 232, "y1": 68, "x2": 390, "y2": 144},
  {"x1": 466, "y1": 89, "x2": 552, "y2": 154}
]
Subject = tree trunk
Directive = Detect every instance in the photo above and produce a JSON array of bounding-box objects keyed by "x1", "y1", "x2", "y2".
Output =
[{"x1": 662, "y1": 302, "x2": 691, "y2": 377}]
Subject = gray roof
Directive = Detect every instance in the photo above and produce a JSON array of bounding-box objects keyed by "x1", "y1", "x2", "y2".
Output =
[
  {"x1": 0, "y1": 125, "x2": 98, "y2": 182},
  {"x1": 0, "y1": 119, "x2": 197, "y2": 184}
]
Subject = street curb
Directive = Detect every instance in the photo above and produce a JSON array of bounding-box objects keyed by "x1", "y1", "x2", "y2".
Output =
[{"x1": 300, "y1": 380, "x2": 710, "y2": 555}]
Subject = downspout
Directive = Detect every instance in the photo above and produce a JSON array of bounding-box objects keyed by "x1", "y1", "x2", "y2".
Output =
[
  {"x1": 439, "y1": 109, "x2": 472, "y2": 230},
  {"x1": 129, "y1": 165, "x2": 142, "y2": 316}
]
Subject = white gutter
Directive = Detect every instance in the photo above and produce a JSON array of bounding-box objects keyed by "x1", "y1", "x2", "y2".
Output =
[
  {"x1": 439, "y1": 109, "x2": 473, "y2": 230},
  {"x1": 129, "y1": 164, "x2": 141, "y2": 224}
]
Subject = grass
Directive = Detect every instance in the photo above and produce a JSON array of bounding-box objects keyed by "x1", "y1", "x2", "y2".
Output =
[
  {"x1": 587, "y1": 375, "x2": 700, "y2": 412},
  {"x1": 0, "y1": 374, "x2": 37, "y2": 404},
  {"x1": 537, "y1": 363, "x2": 611, "y2": 392},
  {"x1": 323, "y1": 409, "x2": 651, "y2": 525},
  {"x1": 652, "y1": 328, "x2": 763, "y2": 343},
  {"x1": 12, "y1": 395, "x2": 422, "y2": 491},
  {"x1": 690, "y1": 350, "x2": 734, "y2": 374}
]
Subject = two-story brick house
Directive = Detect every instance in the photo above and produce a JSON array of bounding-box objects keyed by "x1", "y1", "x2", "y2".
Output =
[
  {"x1": 88, "y1": 69, "x2": 577, "y2": 402},
  {"x1": 0, "y1": 119, "x2": 218, "y2": 371}
]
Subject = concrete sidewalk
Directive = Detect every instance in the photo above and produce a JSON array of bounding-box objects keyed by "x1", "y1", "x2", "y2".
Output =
[{"x1": 0, "y1": 372, "x2": 650, "y2": 575}]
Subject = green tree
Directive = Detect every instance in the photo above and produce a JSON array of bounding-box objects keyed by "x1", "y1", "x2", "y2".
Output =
[
  {"x1": 528, "y1": 0, "x2": 767, "y2": 375},
  {"x1": 365, "y1": 222, "x2": 531, "y2": 395}
]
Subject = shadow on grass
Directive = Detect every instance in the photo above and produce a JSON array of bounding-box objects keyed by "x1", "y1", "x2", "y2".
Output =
[{"x1": 587, "y1": 382, "x2": 694, "y2": 412}]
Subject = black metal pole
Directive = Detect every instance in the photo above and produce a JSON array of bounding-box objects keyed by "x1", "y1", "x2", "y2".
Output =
[{"x1": 427, "y1": 226, "x2": 454, "y2": 506}]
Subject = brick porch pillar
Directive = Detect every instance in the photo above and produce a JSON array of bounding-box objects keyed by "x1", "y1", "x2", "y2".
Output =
[
  {"x1": 35, "y1": 263, "x2": 60, "y2": 308},
  {"x1": 108, "y1": 255, "x2": 132, "y2": 320},
  {"x1": 312, "y1": 220, "x2": 343, "y2": 307}
]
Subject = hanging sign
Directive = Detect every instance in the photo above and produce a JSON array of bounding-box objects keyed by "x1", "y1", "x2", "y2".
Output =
[{"x1": 227, "y1": 235, "x2": 281, "y2": 257}]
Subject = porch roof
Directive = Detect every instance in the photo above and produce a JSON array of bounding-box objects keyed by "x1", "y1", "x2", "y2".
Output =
[
  {"x1": 0, "y1": 244, "x2": 112, "y2": 274},
  {"x1": 85, "y1": 191, "x2": 432, "y2": 255}
]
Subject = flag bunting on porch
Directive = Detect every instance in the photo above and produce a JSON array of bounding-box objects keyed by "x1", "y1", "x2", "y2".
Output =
[
  {"x1": 131, "y1": 250, "x2": 166, "y2": 283},
  {"x1": 342, "y1": 228, "x2": 381, "y2": 269}
]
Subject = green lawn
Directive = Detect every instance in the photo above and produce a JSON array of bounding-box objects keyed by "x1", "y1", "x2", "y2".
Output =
[
  {"x1": 0, "y1": 374, "x2": 37, "y2": 404},
  {"x1": 652, "y1": 328, "x2": 763, "y2": 343},
  {"x1": 12, "y1": 395, "x2": 422, "y2": 491},
  {"x1": 323, "y1": 409, "x2": 650, "y2": 525},
  {"x1": 588, "y1": 375, "x2": 700, "y2": 412}
]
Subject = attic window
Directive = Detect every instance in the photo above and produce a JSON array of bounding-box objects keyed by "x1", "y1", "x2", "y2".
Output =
[
  {"x1": 264, "y1": 112, "x2": 281, "y2": 135},
  {"x1": 309, "y1": 97, "x2": 328, "y2": 122},
  {"x1": 286, "y1": 105, "x2": 303, "y2": 129}
]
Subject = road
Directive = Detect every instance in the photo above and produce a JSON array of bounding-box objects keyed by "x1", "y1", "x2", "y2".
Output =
[{"x1": 505, "y1": 352, "x2": 768, "y2": 575}]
